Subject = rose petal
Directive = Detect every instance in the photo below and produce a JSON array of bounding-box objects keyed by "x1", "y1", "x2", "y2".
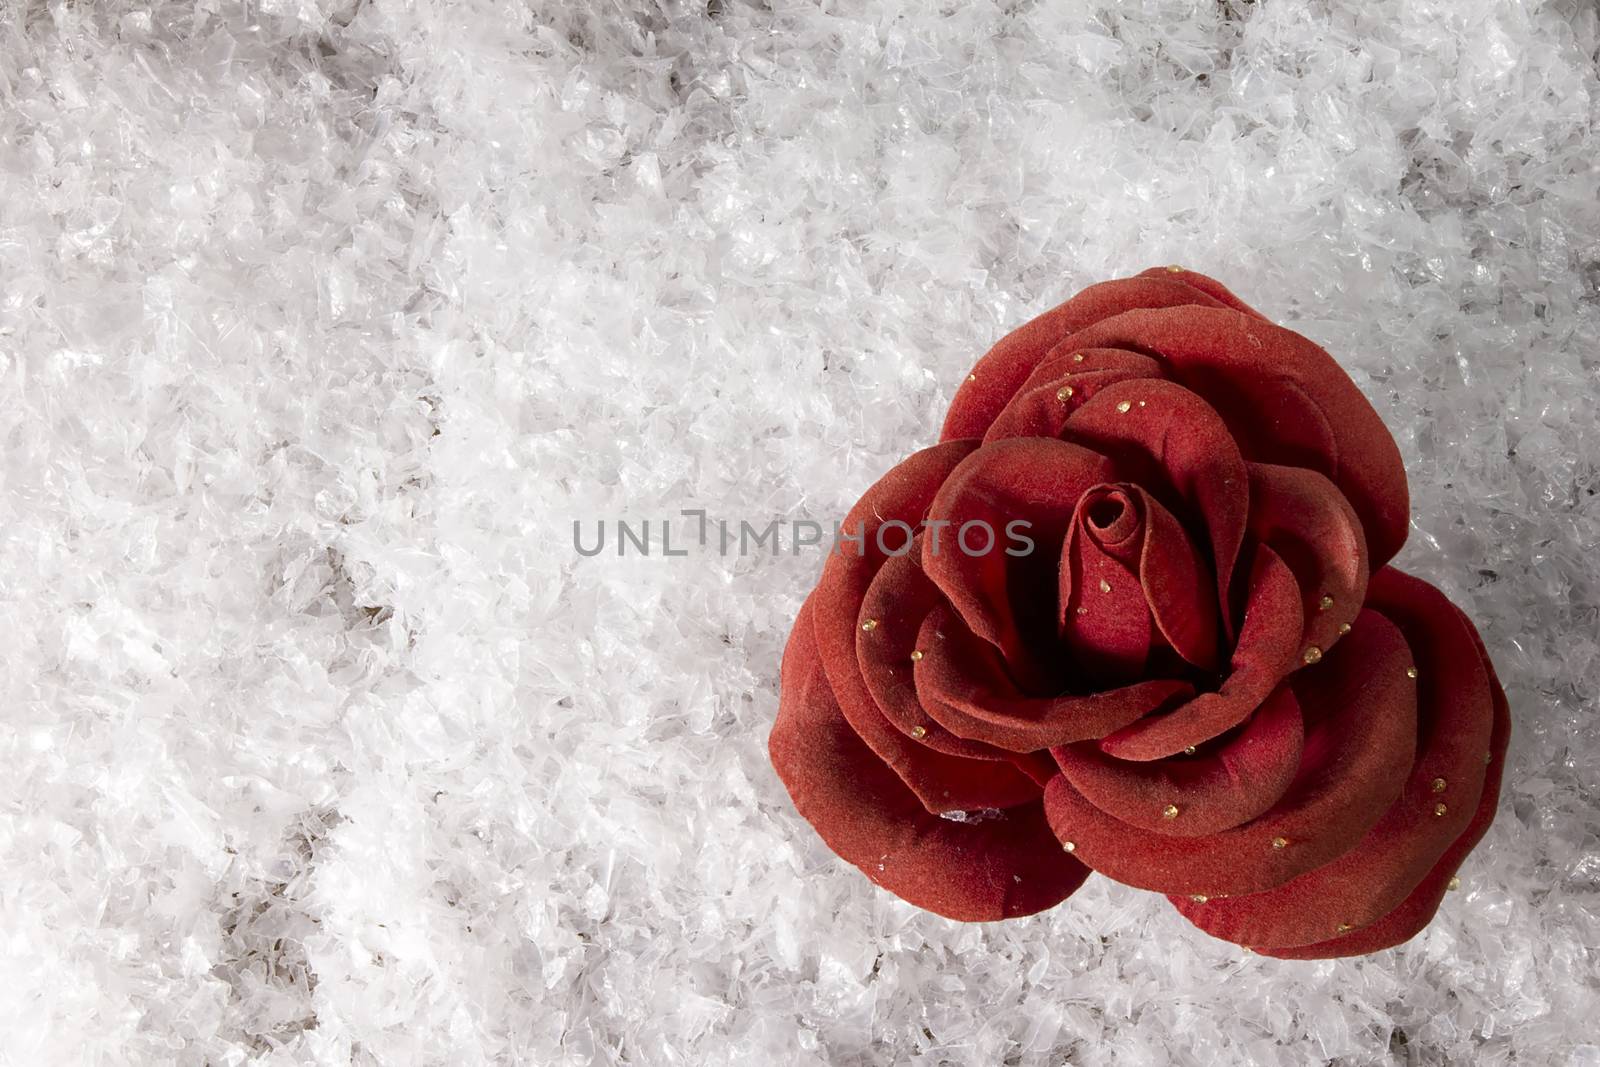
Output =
[
  {"x1": 857, "y1": 549, "x2": 1021, "y2": 762},
  {"x1": 1256, "y1": 614, "x2": 1510, "y2": 959},
  {"x1": 1247, "y1": 462, "x2": 1369, "y2": 657},
  {"x1": 1061, "y1": 379, "x2": 1248, "y2": 622},
  {"x1": 1060, "y1": 493, "x2": 1153, "y2": 684},
  {"x1": 1172, "y1": 568, "x2": 1502, "y2": 952},
  {"x1": 983, "y1": 347, "x2": 1170, "y2": 443},
  {"x1": 1133, "y1": 486, "x2": 1221, "y2": 670},
  {"x1": 1054, "y1": 305, "x2": 1409, "y2": 567},
  {"x1": 813, "y1": 441, "x2": 1044, "y2": 812},
  {"x1": 1133, "y1": 266, "x2": 1270, "y2": 321},
  {"x1": 1053, "y1": 684, "x2": 1303, "y2": 837},
  {"x1": 771, "y1": 600, "x2": 1092, "y2": 921},
  {"x1": 912, "y1": 602, "x2": 1192, "y2": 751},
  {"x1": 1044, "y1": 609, "x2": 1417, "y2": 896},
  {"x1": 1100, "y1": 543, "x2": 1302, "y2": 761},
  {"x1": 922, "y1": 437, "x2": 1116, "y2": 688},
  {"x1": 942, "y1": 278, "x2": 1230, "y2": 441}
]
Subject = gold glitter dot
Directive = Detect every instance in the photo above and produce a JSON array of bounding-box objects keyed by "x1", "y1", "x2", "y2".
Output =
[
  {"x1": 1075, "y1": 606, "x2": 1088, "y2": 616},
  {"x1": 1434, "y1": 803, "x2": 1448, "y2": 816},
  {"x1": 1337, "y1": 923, "x2": 1354, "y2": 933},
  {"x1": 1485, "y1": 751, "x2": 1493, "y2": 764},
  {"x1": 1407, "y1": 666, "x2": 1419, "y2": 679},
  {"x1": 861, "y1": 618, "x2": 878, "y2": 632},
  {"x1": 1062, "y1": 841, "x2": 1076, "y2": 853},
  {"x1": 1302, "y1": 646, "x2": 1323, "y2": 665},
  {"x1": 1166, "y1": 265, "x2": 1185, "y2": 273},
  {"x1": 1072, "y1": 352, "x2": 1085, "y2": 363},
  {"x1": 1190, "y1": 894, "x2": 1209, "y2": 903},
  {"x1": 1057, "y1": 385, "x2": 1074, "y2": 401},
  {"x1": 967, "y1": 373, "x2": 977, "y2": 382},
  {"x1": 1162, "y1": 804, "x2": 1180, "y2": 820},
  {"x1": 1432, "y1": 777, "x2": 1447, "y2": 793},
  {"x1": 1116, "y1": 400, "x2": 1133, "y2": 413},
  {"x1": 1338, "y1": 622, "x2": 1352, "y2": 635},
  {"x1": 1183, "y1": 746, "x2": 1197, "y2": 755},
  {"x1": 909, "y1": 650, "x2": 924, "y2": 663},
  {"x1": 1319, "y1": 594, "x2": 1335, "y2": 611},
  {"x1": 1271, "y1": 836, "x2": 1289, "y2": 850},
  {"x1": 910, "y1": 725, "x2": 927, "y2": 739},
  {"x1": 1098, "y1": 579, "x2": 1111, "y2": 593},
  {"x1": 1448, "y1": 875, "x2": 1461, "y2": 891}
]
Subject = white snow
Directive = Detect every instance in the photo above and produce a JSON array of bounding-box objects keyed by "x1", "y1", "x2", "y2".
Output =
[{"x1": 2, "y1": 0, "x2": 1597, "y2": 1063}]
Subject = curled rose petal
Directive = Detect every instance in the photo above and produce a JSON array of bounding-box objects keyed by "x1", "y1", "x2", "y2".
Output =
[
  {"x1": 771, "y1": 600, "x2": 1091, "y2": 921},
  {"x1": 1100, "y1": 543, "x2": 1302, "y2": 761},
  {"x1": 1053, "y1": 685, "x2": 1304, "y2": 838},
  {"x1": 1044, "y1": 611, "x2": 1417, "y2": 896},
  {"x1": 942, "y1": 277, "x2": 1230, "y2": 441},
  {"x1": 1059, "y1": 379, "x2": 1247, "y2": 621},
  {"x1": 912, "y1": 602, "x2": 1192, "y2": 751},
  {"x1": 1171, "y1": 569, "x2": 1503, "y2": 953},
  {"x1": 922, "y1": 436, "x2": 1116, "y2": 687},
  {"x1": 812, "y1": 441, "x2": 1044, "y2": 812},
  {"x1": 1052, "y1": 306, "x2": 1410, "y2": 567},
  {"x1": 1129, "y1": 486, "x2": 1220, "y2": 670},
  {"x1": 1060, "y1": 492, "x2": 1154, "y2": 684},
  {"x1": 1247, "y1": 462, "x2": 1368, "y2": 657}
]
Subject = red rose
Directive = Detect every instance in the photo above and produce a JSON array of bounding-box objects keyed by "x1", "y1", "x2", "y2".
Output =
[{"x1": 769, "y1": 267, "x2": 1509, "y2": 959}]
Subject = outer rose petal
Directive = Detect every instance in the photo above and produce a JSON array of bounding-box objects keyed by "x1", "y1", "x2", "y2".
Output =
[
  {"x1": 771, "y1": 599, "x2": 1092, "y2": 921},
  {"x1": 1053, "y1": 306, "x2": 1410, "y2": 567},
  {"x1": 942, "y1": 277, "x2": 1230, "y2": 441},
  {"x1": 1134, "y1": 266, "x2": 1271, "y2": 320},
  {"x1": 813, "y1": 441, "x2": 1043, "y2": 812},
  {"x1": 1171, "y1": 569, "x2": 1506, "y2": 954},
  {"x1": 1044, "y1": 610, "x2": 1418, "y2": 896},
  {"x1": 1259, "y1": 631, "x2": 1509, "y2": 959},
  {"x1": 984, "y1": 350, "x2": 1169, "y2": 443}
]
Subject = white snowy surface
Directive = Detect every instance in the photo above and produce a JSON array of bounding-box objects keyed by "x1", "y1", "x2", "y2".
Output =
[{"x1": 1, "y1": 0, "x2": 1598, "y2": 1063}]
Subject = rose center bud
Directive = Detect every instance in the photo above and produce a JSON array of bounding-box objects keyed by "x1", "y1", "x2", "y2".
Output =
[
  {"x1": 1058, "y1": 484, "x2": 1153, "y2": 687},
  {"x1": 1084, "y1": 487, "x2": 1139, "y2": 546},
  {"x1": 1058, "y1": 482, "x2": 1222, "y2": 691}
]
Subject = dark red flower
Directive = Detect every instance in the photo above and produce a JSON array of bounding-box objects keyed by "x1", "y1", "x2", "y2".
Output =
[{"x1": 769, "y1": 267, "x2": 1509, "y2": 959}]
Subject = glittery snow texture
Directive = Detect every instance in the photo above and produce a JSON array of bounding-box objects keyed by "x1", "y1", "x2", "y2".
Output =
[{"x1": 1, "y1": 1, "x2": 1596, "y2": 1064}]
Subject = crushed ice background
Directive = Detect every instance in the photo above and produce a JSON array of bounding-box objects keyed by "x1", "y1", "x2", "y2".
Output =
[{"x1": 2, "y1": 0, "x2": 1598, "y2": 1063}]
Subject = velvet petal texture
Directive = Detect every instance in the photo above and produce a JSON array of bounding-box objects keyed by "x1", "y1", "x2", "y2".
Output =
[
  {"x1": 772, "y1": 600, "x2": 1091, "y2": 921},
  {"x1": 810, "y1": 441, "x2": 1042, "y2": 813},
  {"x1": 1044, "y1": 610, "x2": 1419, "y2": 897},
  {"x1": 771, "y1": 268, "x2": 1506, "y2": 958},
  {"x1": 1099, "y1": 543, "x2": 1303, "y2": 761},
  {"x1": 1048, "y1": 307, "x2": 1410, "y2": 568},
  {"x1": 914, "y1": 602, "x2": 1191, "y2": 751},
  {"x1": 922, "y1": 436, "x2": 1116, "y2": 686},
  {"x1": 1169, "y1": 569, "x2": 1507, "y2": 956}
]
